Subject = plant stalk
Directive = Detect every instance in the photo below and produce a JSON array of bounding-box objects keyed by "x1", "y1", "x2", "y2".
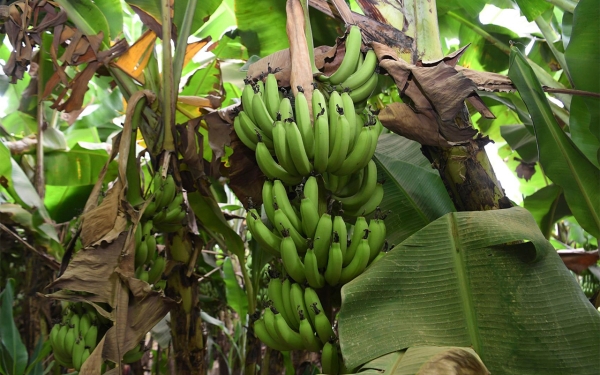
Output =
[
  {"x1": 535, "y1": 15, "x2": 573, "y2": 86},
  {"x1": 173, "y1": 0, "x2": 199, "y2": 87},
  {"x1": 161, "y1": 0, "x2": 175, "y2": 151},
  {"x1": 545, "y1": 0, "x2": 577, "y2": 13}
]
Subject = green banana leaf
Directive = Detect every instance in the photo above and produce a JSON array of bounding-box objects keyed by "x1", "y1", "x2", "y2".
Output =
[
  {"x1": 338, "y1": 207, "x2": 600, "y2": 374},
  {"x1": 351, "y1": 346, "x2": 488, "y2": 375},
  {"x1": 235, "y1": 0, "x2": 289, "y2": 57},
  {"x1": 523, "y1": 184, "x2": 571, "y2": 238},
  {"x1": 508, "y1": 46, "x2": 600, "y2": 239},
  {"x1": 222, "y1": 257, "x2": 248, "y2": 323},
  {"x1": 373, "y1": 133, "x2": 456, "y2": 246}
]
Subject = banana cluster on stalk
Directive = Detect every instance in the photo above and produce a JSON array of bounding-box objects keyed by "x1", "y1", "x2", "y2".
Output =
[
  {"x1": 246, "y1": 176, "x2": 388, "y2": 287},
  {"x1": 141, "y1": 174, "x2": 187, "y2": 233},
  {"x1": 133, "y1": 219, "x2": 166, "y2": 290},
  {"x1": 49, "y1": 302, "x2": 100, "y2": 370}
]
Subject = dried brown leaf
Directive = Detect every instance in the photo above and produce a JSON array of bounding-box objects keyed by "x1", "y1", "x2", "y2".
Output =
[
  {"x1": 129, "y1": 4, "x2": 177, "y2": 41},
  {"x1": 114, "y1": 29, "x2": 157, "y2": 83},
  {"x1": 557, "y1": 250, "x2": 599, "y2": 274},
  {"x1": 176, "y1": 118, "x2": 206, "y2": 183},
  {"x1": 205, "y1": 110, "x2": 232, "y2": 161},
  {"x1": 286, "y1": 0, "x2": 313, "y2": 101},
  {"x1": 247, "y1": 49, "x2": 292, "y2": 86},
  {"x1": 80, "y1": 178, "x2": 128, "y2": 247},
  {"x1": 516, "y1": 161, "x2": 536, "y2": 181},
  {"x1": 455, "y1": 66, "x2": 515, "y2": 93},
  {"x1": 225, "y1": 133, "x2": 264, "y2": 209}
]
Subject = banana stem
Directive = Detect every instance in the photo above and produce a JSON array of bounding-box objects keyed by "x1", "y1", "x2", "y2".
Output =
[
  {"x1": 238, "y1": 255, "x2": 256, "y2": 315},
  {"x1": 161, "y1": 0, "x2": 175, "y2": 152},
  {"x1": 173, "y1": 0, "x2": 198, "y2": 87}
]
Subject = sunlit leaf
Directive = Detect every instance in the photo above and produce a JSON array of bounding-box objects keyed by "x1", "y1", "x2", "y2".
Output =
[
  {"x1": 222, "y1": 257, "x2": 248, "y2": 323},
  {"x1": 174, "y1": 0, "x2": 223, "y2": 37},
  {"x1": 513, "y1": 0, "x2": 553, "y2": 22},
  {"x1": 235, "y1": 0, "x2": 289, "y2": 57},
  {"x1": 523, "y1": 184, "x2": 571, "y2": 238},
  {"x1": 94, "y1": 0, "x2": 124, "y2": 40}
]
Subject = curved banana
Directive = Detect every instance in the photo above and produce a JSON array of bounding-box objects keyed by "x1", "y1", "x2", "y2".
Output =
[
  {"x1": 273, "y1": 308, "x2": 305, "y2": 350},
  {"x1": 290, "y1": 282, "x2": 310, "y2": 325},
  {"x1": 286, "y1": 121, "x2": 313, "y2": 176},
  {"x1": 313, "y1": 213, "x2": 333, "y2": 268},
  {"x1": 273, "y1": 179, "x2": 303, "y2": 235},
  {"x1": 281, "y1": 278, "x2": 300, "y2": 330},
  {"x1": 280, "y1": 234, "x2": 306, "y2": 284},
  {"x1": 339, "y1": 231, "x2": 371, "y2": 284},
  {"x1": 341, "y1": 49, "x2": 377, "y2": 90},
  {"x1": 238, "y1": 111, "x2": 275, "y2": 150},
  {"x1": 299, "y1": 310, "x2": 323, "y2": 352},
  {"x1": 264, "y1": 73, "x2": 280, "y2": 119},
  {"x1": 368, "y1": 217, "x2": 386, "y2": 263},
  {"x1": 241, "y1": 81, "x2": 257, "y2": 122},
  {"x1": 252, "y1": 93, "x2": 274, "y2": 138},
  {"x1": 320, "y1": 25, "x2": 362, "y2": 85},
  {"x1": 294, "y1": 90, "x2": 315, "y2": 159},
  {"x1": 135, "y1": 239, "x2": 148, "y2": 270},
  {"x1": 250, "y1": 213, "x2": 282, "y2": 256},
  {"x1": 303, "y1": 246, "x2": 325, "y2": 289},
  {"x1": 303, "y1": 176, "x2": 319, "y2": 208},
  {"x1": 334, "y1": 159, "x2": 377, "y2": 212},
  {"x1": 263, "y1": 307, "x2": 294, "y2": 351},
  {"x1": 278, "y1": 96, "x2": 294, "y2": 121},
  {"x1": 328, "y1": 91, "x2": 343, "y2": 152},
  {"x1": 327, "y1": 113, "x2": 351, "y2": 174},
  {"x1": 333, "y1": 126, "x2": 373, "y2": 176},
  {"x1": 148, "y1": 256, "x2": 165, "y2": 284},
  {"x1": 321, "y1": 341, "x2": 340, "y2": 375},
  {"x1": 272, "y1": 120, "x2": 300, "y2": 177},
  {"x1": 63, "y1": 326, "x2": 76, "y2": 356},
  {"x1": 256, "y1": 142, "x2": 303, "y2": 186},
  {"x1": 49, "y1": 323, "x2": 60, "y2": 347},
  {"x1": 268, "y1": 277, "x2": 294, "y2": 327},
  {"x1": 84, "y1": 324, "x2": 98, "y2": 351},
  {"x1": 273, "y1": 204, "x2": 307, "y2": 253},
  {"x1": 303, "y1": 287, "x2": 324, "y2": 326},
  {"x1": 156, "y1": 175, "x2": 176, "y2": 210},
  {"x1": 254, "y1": 316, "x2": 289, "y2": 351},
  {"x1": 332, "y1": 214, "x2": 348, "y2": 260},
  {"x1": 262, "y1": 180, "x2": 277, "y2": 224},
  {"x1": 344, "y1": 217, "x2": 369, "y2": 266},
  {"x1": 341, "y1": 91, "x2": 357, "y2": 149},
  {"x1": 349, "y1": 71, "x2": 378, "y2": 103},
  {"x1": 313, "y1": 112, "x2": 330, "y2": 174},
  {"x1": 79, "y1": 313, "x2": 91, "y2": 338},
  {"x1": 324, "y1": 232, "x2": 343, "y2": 286},
  {"x1": 72, "y1": 337, "x2": 86, "y2": 370},
  {"x1": 345, "y1": 182, "x2": 384, "y2": 217},
  {"x1": 300, "y1": 195, "x2": 320, "y2": 239},
  {"x1": 134, "y1": 222, "x2": 143, "y2": 250},
  {"x1": 311, "y1": 88, "x2": 328, "y2": 122},
  {"x1": 122, "y1": 344, "x2": 145, "y2": 364},
  {"x1": 312, "y1": 304, "x2": 335, "y2": 344},
  {"x1": 144, "y1": 233, "x2": 157, "y2": 264}
]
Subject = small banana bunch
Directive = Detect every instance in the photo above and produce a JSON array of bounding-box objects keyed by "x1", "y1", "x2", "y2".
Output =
[
  {"x1": 141, "y1": 174, "x2": 187, "y2": 233},
  {"x1": 253, "y1": 281, "x2": 340, "y2": 366},
  {"x1": 49, "y1": 302, "x2": 100, "y2": 370},
  {"x1": 133, "y1": 220, "x2": 166, "y2": 289},
  {"x1": 318, "y1": 25, "x2": 379, "y2": 103}
]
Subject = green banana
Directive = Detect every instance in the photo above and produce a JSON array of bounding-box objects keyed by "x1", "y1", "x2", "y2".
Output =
[
  {"x1": 332, "y1": 214, "x2": 348, "y2": 260},
  {"x1": 79, "y1": 313, "x2": 91, "y2": 337},
  {"x1": 70, "y1": 314, "x2": 81, "y2": 341},
  {"x1": 273, "y1": 308, "x2": 305, "y2": 350},
  {"x1": 234, "y1": 113, "x2": 257, "y2": 150},
  {"x1": 339, "y1": 230, "x2": 371, "y2": 284},
  {"x1": 262, "y1": 180, "x2": 277, "y2": 224},
  {"x1": 81, "y1": 348, "x2": 91, "y2": 369},
  {"x1": 313, "y1": 213, "x2": 333, "y2": 268},
  {"x1": 312, "y1": 304, "x2": 335, "y2": 344},
  {"x1": 341, "y1": 49, "x2": 377, "y2": 90},
  {"x1": 368, "y1": 215, "x2": 386, "y2": 263},
  {"x1": 349, "y1": 71, "x2": 379, "y2": 102},
  {"x1": 255, "y1": 79, "x2": 264, "y2": 95},
  {"x1": 294, "y1": 90, "x2": 315, "y2": 159},
  {"x1": 148, "y1": 256, "x2": 166, "y2": 284},
  {"x1": 254, "y1": 316, "x2": 289, "y2": 351},
  {"x1": 50, "y1": 323, "x2": 60, "y2": 347},
  {"x1": 299, "y1": 310, "x2": 322, "y2": 352},
  {"x1": 311, "y1": 88, "x2": 328, "y2": 122},
  {"x1": 328, "y1": 91, "x2": 343, "y2": 152},
  {"x1": 122, "y1": 344, "x2": 145, "y2": 364},
  {"x1": 334, "y1": 159, "x2": 377, "y2": 212},
  {"x1": 345, "y1": 182, "x2": 384, "y2": 217},
  {"x1": 290, "y1": 282, "x2": 310, "y2": 325},
  {"x1": 281, "y1": 278, "x2": 300, "y2": 330},
  {"x1": 320, "y1": 25, "x2": 362, "y2": 85},
  {"x1": 138, "y1": 270, "x2": 149, "y2": 282},
  {"x1": 156, "y1": 174, "x2": 177, "y2": 210},
  {"x1": 264, "y1": 73, "x2": 280, "y2": 119},
  {"x1": 268, "y1": 277, "x2": 294, "y2": 327},
  {"x1": 286, "y1": 121, "x2": 313, "y2": 176},
  {"x1": 321, "y1": 341, "x2": 340, "y2": 375},
  {"x1": 344, "y1": 217, "x2": 369, "y2": 266},
  {"x1": 84, "y1": 324, "x2": 98, "y2": 351},
  {"x1": 252, "y1": 93, "x2": 274, "y2": 138},
  {"x1": 256, "y1": 142, "x2": 303, "y2": 186},
  {"x1": 303, "y1": 287, "x2": 324, "y2": 326},
  {"x1": 303, "y1": 176, "x2": 319, "y2": 209},
  {"x1": 341, "y1": 91, "x2": 357, "y2": 149},
  {"x1": 145, "y1": 233, "x2": 157, "y2": 264},
  {"x1": 304, "y1": 246, "x2": 325, "y2": 289},
  {"x1": 169, "y1": 230, "x2": 191, "y2": 263},
  {"x1": 279, "y1": 96, "x2": 294, "y2": 121},
  {"x1": 134, "y1": 222, "x2": 143, "y2": 249},
  {"x1": 248, "y1": 211, "x2": 282, "y2": 256},
  {"x1": 241, "y1": 81, "x2": 257, "y2": 122},
  {"x1": 135, "y1": 236, "x2": 148, "y2": 268},
  {"x1": 333, "y1": 126, "x2": 373, "y2": 177},
  {"x1": 300, "y1": 194, "x2": 320, "y2": 239},
  {"x1": 63, "y1": 326, "x2": 76, "y2": 356},
  {"x1": 327, "y1": 113, "x2": 350, "y2": 173},
  {"x1": 313, "y1": 110, "x2": 330, "y2": 174},
  {"x1": 273, "y1": 180, "x2": 303, "y2": 235},
  {"x1": 72, "y1": 336, "x2": 86, "y2": 370},
  {"x1": 273, "y1": 203, "x2": 307, "y2": 252},
  {"x1": 324, "y1": 232, "x2": 343, "y2": 286},
  {"x1": 272, "y1": 120, "x2": 300, "y2": 177},
  {"x1": 280, "y1": 234, "x2": 306, "y2": 284},
  {"x1": 238, "y1": 111, "x2": 275, "y2": 149},
  {"x1": 263, "y1": 307, "x2": 294, "y2": 351}
]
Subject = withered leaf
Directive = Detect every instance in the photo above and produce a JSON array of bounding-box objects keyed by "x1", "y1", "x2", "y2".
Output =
[
  {"x1": 80, "y1": 179, "x2": 128, "y2": 247},
  {"x1": 176, "y1": 118, "x2": 206, "y2": 183},
  {"x1": 206, "y1": 108, "x2": 233, "y2": 161},
  {"x1": 557, "y1": 250, "x2": 599, "y2": 274},
  {"x1": 224, "y1": 133, "x2": 265, "y2": 209},
  {"x1": 515, "y1": 161, "x2": 536, "y2": 181},
  {"x1": 286, "y1": 0, "x2": 313, "y2": 102}
]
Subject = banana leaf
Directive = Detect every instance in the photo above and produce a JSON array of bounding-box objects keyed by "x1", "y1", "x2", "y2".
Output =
[{"x1": 338, "y1": 207, "x2": 600, "y2": 374}]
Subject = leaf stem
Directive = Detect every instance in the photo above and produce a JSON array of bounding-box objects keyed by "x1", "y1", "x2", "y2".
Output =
[
  {"x1": 161, "y1": 0, "x2": 175, "y2": 151},
  {"x1": 545, "y1": 0, "x2": 577, "y2": 13},
  {"x1": 300, "y1": 0, "x2": 319, "y2": 75},
  {"x1": 534, "y1": 15, "x2": 573, "y2": 86},
  {"x1": 173, "y1": 0, "x2": 198, "y2": 88}
]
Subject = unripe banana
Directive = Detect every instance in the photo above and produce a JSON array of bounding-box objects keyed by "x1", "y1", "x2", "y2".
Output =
[
  {"x1": 300, "y1": 195, "x2": 320, "y2": 239},
  {"x1": 341, "y1": 49, "x2": 377, "y2": 90},
  {"x1": 81, "y1": 348, "x2": 91, "y2": 369},
  {"x1": 324, "y1": 233, "x2": 343, "y2": 286},
  {"x1": 84, "y1": 324, "x2": 98, "y2": 351},
  {"x1": 313, "y1": 213, "x2": 333, "y2": 268},
  {"x1": 280, "y1": 234, "x2": 306, "y2": 284},
  {"x1": 169, "y1": 230, "x2": 191, "y2": 263},
  {"x1": 368, "y1": 216, "x2": 386, "y2": 264},
  {"x1": 335, "y1": 160, "x2": 377, "y2": 216},
  {"x1": 328, "y1": 91, "x2": 343, "y2": 152},
  {"x1": 50, "y1": 323, "x2": 60, "y2": 347},
  {"x1": 286, "y1": 121, "x2": 313, "y2": 176},
  {"x1": 340, "y1": 231, "x2": 371, "y2": 284},
  {"x1": 135, "y1": 239, "x2": 149, "y2": 269},
  {"x1": 273, "y1": 180, "x2": 303, "y2": 235},
  {"x1": 312, "y1": 88, "x2": 328, "y2": 121},
  {"x1": 64, "y1": 326, "x2": 76, "y2": 356},
  {"x1": 290, "y1": 283, "x2": 310, "y2": 325},
  {"x1": 263, "y1": 307, "x2": 294, "y2": 351},
  {"x1": 279, "y1": 96, "x2": 294, "y2": 121},
  {"x1": 303, "y1": 287, "x2": 324, "y2": 326},
  {"x1": 264, "y1": 73, "x2": 280, "y2": 119},
  {"x1": 345, "y1": 183, "x2": 384, "y2": 217},
  {"x1": 248, "y1": 212, "x2": 282, "y2": 256},
  {"x1": 304, "y1": 246, "x2": 325, "y2": 289},
  {"x1": 255, "y1": 79, "x2": 264, "y2": 95},
  {"x1": 312, "y1": 304, "x2": 335, "y2": 344},
  {"x1": 142, "y1": 197, "x2": 158, "y2": 220},
  {"x1": 256, "y1": 142, "x2": 303, "y2": 186},
  {"x1": 333, "y1": 126, "x2": 373, "y2": 177},
  {"x1": 79, "y1": 313, "x2": 91, "y2": 338},
  {"x1": 262, "y1": 180, "x2": 277, "y2": 224},
  {"x1": 148, "y1": 256, "x2": 166, "y2": 284},
  {"x1": 252, "y1": 93, "x2": 274, "y2": 138},
  {"x1": 303, "y1": 176, "x2": 319, "y2": 210},
  {"x1": 122, "y1": 343, "x2": 145, "y2": 363},
  {"x1": 299, "y1": 310, "x2": 323, "y2": 352},
  {"x1": 272, "y1": 120, "x2": 300, "y2": 176},
  {"x1": 349, "y1": 71, "x2": 379, "y2": 103},
  {"x1": 254, "y1": 316, "x2": 290, "y2": 351},
  {"x1": 340, "y1": 92, "x2": 357, "y2": 149},
  {"x1": 320, "y1": 25, "x2": 362, "y2": 85},
  {"x1": 294, "y1": 90, "x2": 315, "y2": 159},
  {"x1": 321, "y1": 341, "x2": 340, "y2": 375},
  {"x1": 273, "y1": 308, "x2": 305, "y2": 350},
  {"x1": 327, "y1": 113, "x2": 351, "y2": 173},
  {"x1": 156, "y1": 174, "x2": 177, "y2": 210},
  {"x1": 234, "y1": 112, "x2": 257, "y2": 151},
  {"x1": 332, "y1": 215, "x2": 348, "y2": 260},
  {"x1": 313, "y1": 111, "x2": 330, "y2": 174},
  {"x1": 273, "y1": 203, "x2": 307, "y2": 252},
  {"x1": 72, "y1": 336, "x2": 86, "y2": 370},
  {"x1": 145, "y1": 233, "x2": 157, "y2": 264},
  {"x1": 344, "y1": 217, "x2": 369, "y2": 266},
  {"x1": 268, "y1": 277, "x2": 294, "y2": 327},
  {"x1": 134, "y1": 222, "x2": 143, "y2": 249},
  {"x1": 241, "y1": 81, "x2": 257, "y2": 122},
  {"x1": 281, "y1": 278, "x2": 300, "y2": 330}
]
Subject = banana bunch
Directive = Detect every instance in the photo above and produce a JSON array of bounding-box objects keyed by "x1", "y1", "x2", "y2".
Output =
[
  {"x1": 318, "y1": 26, "x2": 380, "y2": 104},
  {"x1": 253, "y1": 281, "x2": 336, "y2": 353},
  {"x1": 122, "y1": 342, "x2": 146, "y2": 364},
  {"x1": 142, "y1": 174, "x2": 187, "y2": 233},
  {"x1": 133, "y1": 220, "x2": 166, "y2": 289},
  {"x1": 49, "y1": 302, "x2": 100, "y2": 370}
]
